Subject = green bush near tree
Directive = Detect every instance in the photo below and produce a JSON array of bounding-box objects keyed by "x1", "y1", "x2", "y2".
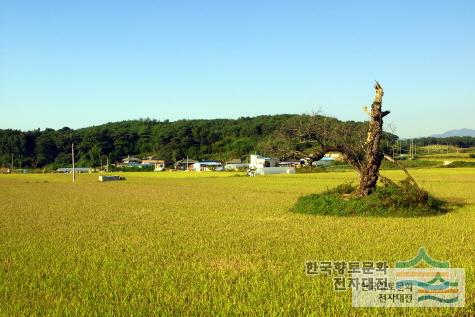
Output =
[{"x1": 293, "y1": 179, "x2": 447, "y2": 217}]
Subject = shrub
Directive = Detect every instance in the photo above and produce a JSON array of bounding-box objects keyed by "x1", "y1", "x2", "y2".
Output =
[
  {"x1": 331, "y1": 182, "x2": 355, "y2": 194},
  {"x1": 293, "y1": 179, "x2": 446, "y2": 217}
]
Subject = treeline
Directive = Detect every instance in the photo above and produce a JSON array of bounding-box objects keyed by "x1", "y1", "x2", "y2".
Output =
[
  {"x1": 4, "y1": 114, "x2": 470, "y2": 169},
  {"x1": 0, "y1": 115, "x2": 297, "y2": 168},
  {"x1": 411, "y1": 136, "x2": 475, "y2": 148}
]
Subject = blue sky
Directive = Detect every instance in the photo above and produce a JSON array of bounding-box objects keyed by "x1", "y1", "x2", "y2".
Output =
[{"x1": 0, "y1": 1, "x2": 474, "y2": 137}]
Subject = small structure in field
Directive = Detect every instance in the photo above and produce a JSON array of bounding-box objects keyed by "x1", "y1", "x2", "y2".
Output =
[{"x1": 99, "y1": 175, "x2": 124, "y2": 182}]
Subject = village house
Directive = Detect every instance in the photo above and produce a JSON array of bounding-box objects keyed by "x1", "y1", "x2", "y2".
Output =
[
  {"x1": 116, "y1": 155, "x2": 168, "y2": 171},
  {"x1": 224, "y1": 159, "x2": 249, "y2": 171},
  {"x1": 141, "y1": 156, "x2": 167, "y2": 171},
  {"x1": 174, "y1": 159, "x2": 197, "y2": 171},
  {"x1": 0, "y1": 166, "x2": 11, "y2": 174},
  {"x1": 249, "y1": 154, "x2": 279, "y2": 169},
  {"x1": 278, "y1": 160, "x2": 302, "y2": 168},
  {"x1": 192, "y1": 161, "x2": 223, "y2": 171},
  {"x1": 116, "y1": 155, "x2": 142, "y2": 167},
  {"x1": 122, "y1": 155, "x2": 141, "y2": 164},
  {"x1": 248, "y1": 154, "x2": 295, "y2": 175},
  {"x1": 56, "y1": 167, "x2": 92, "y2": 173},
  {"x1": 314, "y1": 156, "x2": 335, "y2": 166}
]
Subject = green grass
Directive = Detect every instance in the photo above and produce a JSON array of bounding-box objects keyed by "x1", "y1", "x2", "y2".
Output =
[
  {"x1": 1, "y1": 169, "x2": 474, "y2": 316},
  {"x1": 381, "y1": 159, "x2": 442, "y2": 169},
  {"x1": 293, "y1": 180, "x2": 447, "y2": 217},
  {"x1": 419, "y1": 155, "x2": 475, "y2": 161},
  {"x1": 406, "y1": 145, "x2": 475, "y2": 161}
]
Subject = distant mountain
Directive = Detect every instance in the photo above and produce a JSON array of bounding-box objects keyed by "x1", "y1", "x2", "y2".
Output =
[{"x1": 431, "y1": 129, "x2": 475, "y2": 138}]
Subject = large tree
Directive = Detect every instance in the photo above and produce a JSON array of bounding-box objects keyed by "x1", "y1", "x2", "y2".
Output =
[
  {"x1": 261, "y1": 82, "x2": 392, "y2": 196},
  {"x1": 358, "y1": 82, "x2": 390, "y2": 195}
]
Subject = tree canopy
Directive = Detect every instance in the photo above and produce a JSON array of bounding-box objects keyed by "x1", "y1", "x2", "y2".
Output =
[
  {"x1": 0, "y1": 115, "x2": 296, "y2": 168},
  {"x1": 2, "y1": 113, "x2": 471, "y2": 170}
]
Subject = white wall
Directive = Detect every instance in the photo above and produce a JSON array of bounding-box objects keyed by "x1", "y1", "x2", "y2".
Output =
[
  {"x1": 224, "y1": 163, "x2": 249, "y2": 171},
  {"x1": 249, "y1": 155, "x2": 278, "y2": 168},
  {"x1": 255, "y1": 167, "x2": 295, "y2": 175}
]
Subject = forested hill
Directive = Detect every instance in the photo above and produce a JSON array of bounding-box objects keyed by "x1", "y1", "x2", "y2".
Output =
[{"x1": 0, "y1": 115, "x2": 298, "y2": 168}]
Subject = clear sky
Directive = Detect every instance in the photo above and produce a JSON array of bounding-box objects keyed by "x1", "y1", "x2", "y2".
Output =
[{"x1": 1, "y1": 1, "x2": 474, "y2": 137}]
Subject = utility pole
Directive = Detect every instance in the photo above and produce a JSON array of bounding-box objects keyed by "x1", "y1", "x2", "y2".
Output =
[
  {"x1": 106, "y1": 157, "x2": 109, "y2": 173},
  {"x1": 72, "y1": 143, "x2": 76, "y2": 183},
  {"x1": 11, "y1": 153, "x2": 14, "y2": 173}
]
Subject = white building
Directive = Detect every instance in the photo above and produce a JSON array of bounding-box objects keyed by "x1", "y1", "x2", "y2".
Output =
[
  {"x1": 254, "y1": 167, "x2": 295, "y2": 175},
  {"x1": 248, "y1": 154, "x2": 295, "y2": 175},
  {"x1": 249, "y1": 155, "x2": 279, "y2": 169},
  {"x1": 192, "y1": 161, "x2": 223, "y2": 171},
  {"x1": 224, "y1": 159, "x2": 249, "y2": 171},
  {"x1": 224, "y1": 163, "x2": 249, "y2": 171}
]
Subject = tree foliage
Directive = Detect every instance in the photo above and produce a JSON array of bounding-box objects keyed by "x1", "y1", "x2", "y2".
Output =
[
  {"x1": 0, "y1": 115, "x2": 296, "y2": 168},
  {"x1": 262, "y1": 83, "x2": 397, "y2": 196},
  {"x1": 2, "y1": 112, "x2": 469, "y2": 171}
]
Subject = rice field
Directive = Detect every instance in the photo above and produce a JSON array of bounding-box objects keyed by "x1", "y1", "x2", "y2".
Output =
[{"x1": 1, "y1": 169, "x2": 474, "y2": 316}]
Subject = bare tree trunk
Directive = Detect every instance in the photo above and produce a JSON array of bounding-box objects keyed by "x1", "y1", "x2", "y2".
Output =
[
  {"x1": 357, "y1": 82, "x2": 390, "y2": 196},
  {"x1": 266, "y1": 81, "x2": 392, "y2": 197}
]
